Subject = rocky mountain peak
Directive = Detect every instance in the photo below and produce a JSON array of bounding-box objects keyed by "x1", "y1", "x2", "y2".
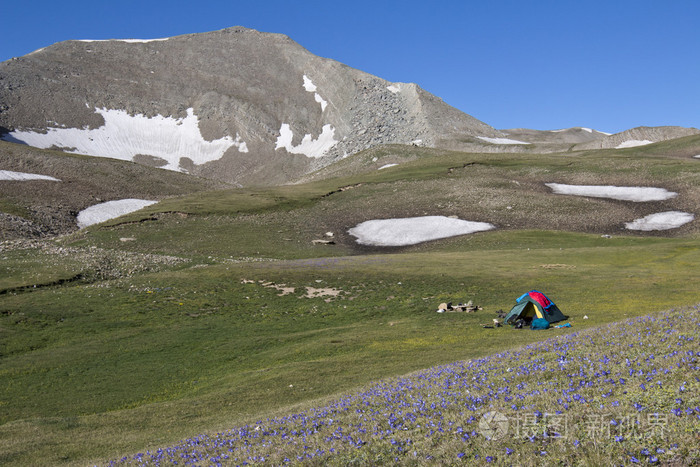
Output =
[{"x1": 0, "y1": 27, "x2": 502, "y2": 185}]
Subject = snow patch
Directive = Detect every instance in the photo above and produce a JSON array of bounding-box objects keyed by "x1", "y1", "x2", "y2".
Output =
[
  {"x1": 348, "y1": 216, "x2": 495, "y2": 246},
  {"x1": 378, "y1": 163, "x2": 398, "y2": 170},
  {"x1": 693, "y1": 155, "x2": 700, "y2": 159},
  {"x1": 387, "y1": 85, "x2": 401, "y2": 94},
  {"x1": 0, "y1": 170, "x2": 61, "y2": 181},
  {"x1": 550, "y1": 127, "x2": 611, "y2": 135},
  {"x1": 232, "y1": 134, "x2": 248, "y2": 153},
  {"x1": 2, "y1": 108, "x2": 245, "y2": 171},
  {"x1": 275, "y1": 123, "x2": 338, "y2": 158},
  {"x1": 545, "y1": 183, "x2": 677, "y2": 202},
  {"x1": 302, "y1": 75, "x2": 317, "y2": 92},
  {"x1": 314, "y1": 93, "x2": 328, "y2": 112},
  {"x1": 302, "y1": 75, "x2": 327, "y2": 112},
  {"x1": 477, "y1": 136, "x2": 530, "y2": 145},
  {"x1": 77, "y1": 199, "x2": 157, "y2": 228},
  {"x1": 616, "y1": 140, "x2": 654, "y2": 149},
  {"x1": 625, "y1": 211, "x2": 694, "y2": 231}
]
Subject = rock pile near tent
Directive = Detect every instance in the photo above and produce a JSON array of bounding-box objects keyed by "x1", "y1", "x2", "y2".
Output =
[{"x1": 436, "y1": 300, "x2": 482, "y2": 313}]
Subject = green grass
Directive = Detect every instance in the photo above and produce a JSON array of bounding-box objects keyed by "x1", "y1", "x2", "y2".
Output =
[
  {"x1": 2, "y1": 233, "x2": 700, "y2": 465},
  {"x1": 0, "y1": 248, "x2": 84, "y2": 291},
  {"x1": 1, "y1": 143, "x2": 699, "y2": 465},
  {"x1": 141, "y1": 304, "x2": 698, "y2": 466},
  {"x1": 0, "y1": 198, "x2": 31, "y2": 219},
  {"x1": 68, "y1": 145, "x2": 700, "y2": 266}
]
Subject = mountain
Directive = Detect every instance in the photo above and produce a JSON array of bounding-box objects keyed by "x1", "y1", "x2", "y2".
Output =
[{"x1": 0, "y1": 27, "x2": 505, "y2": 186}]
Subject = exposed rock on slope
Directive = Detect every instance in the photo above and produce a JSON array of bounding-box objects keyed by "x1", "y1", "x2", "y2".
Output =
[{"x1": 0, "y1": 27, "x2": 503, "y2": 186}]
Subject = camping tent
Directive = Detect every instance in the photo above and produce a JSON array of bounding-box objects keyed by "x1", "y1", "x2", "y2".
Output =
[{"x1": 504, "y1": 290, "x2": 567, "y2": 326}]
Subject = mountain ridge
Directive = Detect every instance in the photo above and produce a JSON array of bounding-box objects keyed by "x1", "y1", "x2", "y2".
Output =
[{"x1": 573, "y1": 125, "x2": 700, "y2": 150}]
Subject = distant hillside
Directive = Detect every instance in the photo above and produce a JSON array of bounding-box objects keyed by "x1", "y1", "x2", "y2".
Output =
[
  {"x1": 500, "y1": 126, "x2": 700, "y2": 152},
  {"x1": 0, "y1": 27, "x2": 505, "y2": 186},
  {"x1": 573, "y1": 126, "x2": 700, "y2": 150},
  {"x1": 502, "y1": 127, "x2": 611, "y2": 145}
]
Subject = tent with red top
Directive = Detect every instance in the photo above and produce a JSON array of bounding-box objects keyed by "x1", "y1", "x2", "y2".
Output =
[{"x1": 504, "y1": 290, "x2": 567, "y2": 328}]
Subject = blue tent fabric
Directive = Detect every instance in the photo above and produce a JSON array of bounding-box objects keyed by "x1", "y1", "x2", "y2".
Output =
[{"x1": 531, "y1": 318, "x2": 550, "y2": 330}]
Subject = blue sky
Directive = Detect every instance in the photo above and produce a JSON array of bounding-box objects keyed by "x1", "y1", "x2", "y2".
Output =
[{"x1": 2, "y1": 0, "x2": 698, "y2": 134}]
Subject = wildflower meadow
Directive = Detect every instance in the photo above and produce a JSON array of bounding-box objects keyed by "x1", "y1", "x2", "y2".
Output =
[{"x1": 107, "y1": 304, "x2": 700, "y2": 466}]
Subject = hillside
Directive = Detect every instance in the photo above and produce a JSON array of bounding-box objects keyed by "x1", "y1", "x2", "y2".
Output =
[
  {"x1": 501, "y1": 126, "x2": 610, "y2": 145},
  {"x1": 574, "y1": 126, "x2": 700, "y2": 150},
  {"x1": 0, "y1": 27, "x2": 508, "y2": 186},
  {"x1": 0, "y1": 141, "x2": 227, "y2": 239},
  {"x1": 106, "y1": 304, "x2": 700, "y2": 465},
  {"x1": 5, "y1": 133, "x2": 699, "y2": 243}
]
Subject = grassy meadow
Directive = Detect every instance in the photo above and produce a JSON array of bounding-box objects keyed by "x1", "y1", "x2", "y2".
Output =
[{"x1": 1, "y1": 140, "x2": 699, "y2": 465}]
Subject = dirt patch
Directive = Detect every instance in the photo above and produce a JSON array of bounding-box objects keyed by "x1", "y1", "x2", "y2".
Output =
[
  {"x1": 252, "y1": 279, "x2": 296, "y2": 297},
  {"x1": 241, "y1": 279, "x2": 345, "y2": 300},
  {"x1": 242, "y1": 279, "x2": 296, "y2": 296},
  {"x1": 304, "y1": 287, "x2": 343, "y2": 300},
  {"x1": 263, "y1": 282, "x2": 296, "y2": 296}
]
